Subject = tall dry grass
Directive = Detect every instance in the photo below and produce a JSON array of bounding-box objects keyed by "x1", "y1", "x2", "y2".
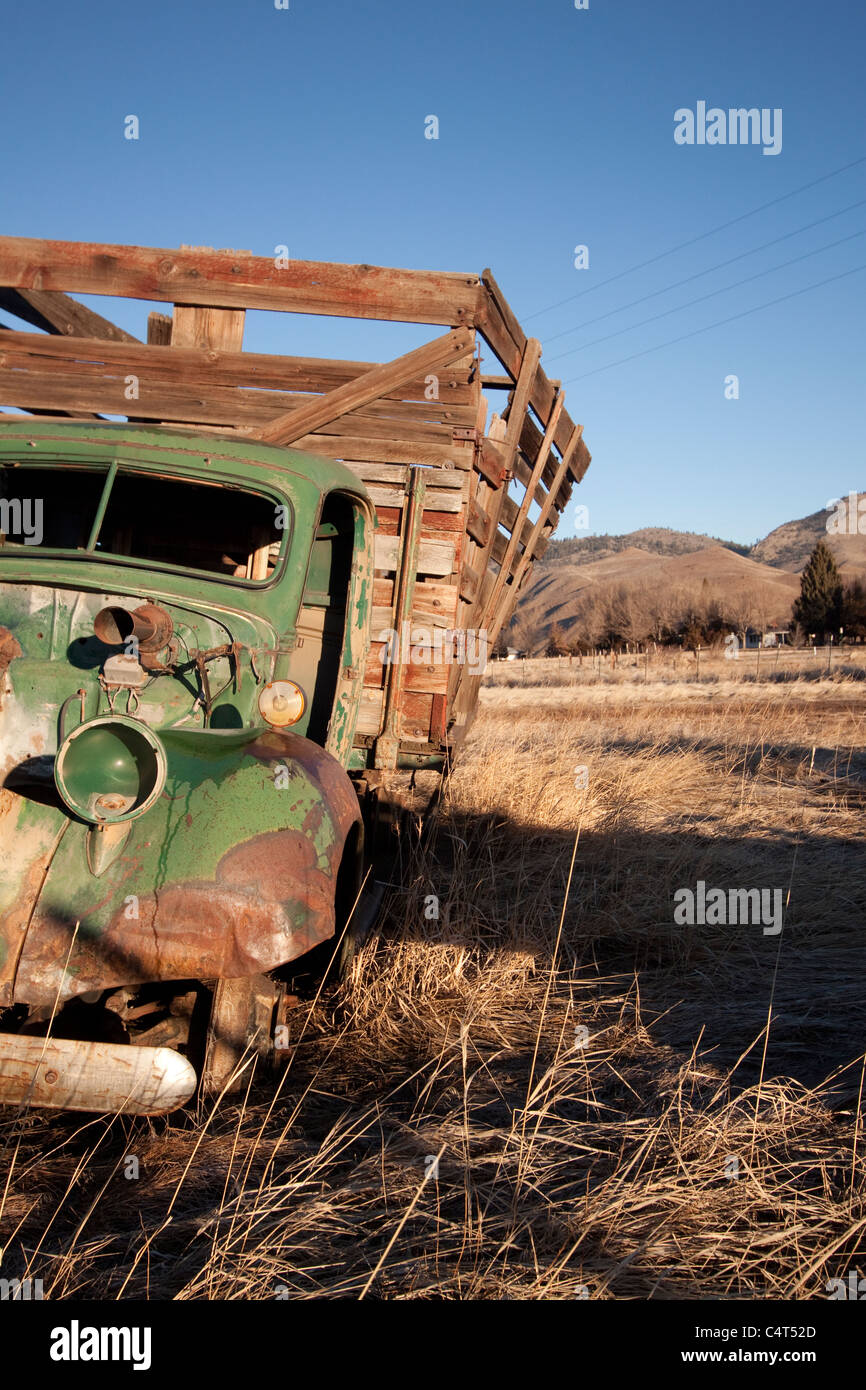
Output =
[{"x1": 1, "y1": 672, "x2": 864, "y2": 1299}]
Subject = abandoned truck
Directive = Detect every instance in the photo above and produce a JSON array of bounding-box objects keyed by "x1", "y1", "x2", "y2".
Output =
[{"x1": 0, "y1": 236, "x2": 590, "y2": 1115}]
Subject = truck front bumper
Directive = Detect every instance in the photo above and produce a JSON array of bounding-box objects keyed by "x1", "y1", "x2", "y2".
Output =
[{"x1": 0, "y1": 1034, "x2": 197, "y2": 1114}]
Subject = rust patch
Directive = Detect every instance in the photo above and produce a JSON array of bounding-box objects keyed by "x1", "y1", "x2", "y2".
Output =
[
  {"x1": 15, "y1": 825, "x2": 350, "y2": 1004},
  {"x1": 0, "y1": 814, "x2": 67, "y2": 1006},
  {"x1": 12, "y1": 732, "x2": 362, "y2": 1005},
  {"x1": 0, "y1": 625, "x2": 22, "y2": 709}
]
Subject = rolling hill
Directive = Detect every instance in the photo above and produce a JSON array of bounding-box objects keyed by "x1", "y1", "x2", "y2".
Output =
[{"x1": 510, "y1": 496, "x2": 866, "y2": 652}]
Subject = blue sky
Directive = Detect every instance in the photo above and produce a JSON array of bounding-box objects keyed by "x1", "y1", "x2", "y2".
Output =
[{"x1": 2, "y1": 0, "x2": 864, "y2": 545}]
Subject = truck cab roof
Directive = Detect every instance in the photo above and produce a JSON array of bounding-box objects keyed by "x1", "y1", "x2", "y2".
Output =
[{"x1": 0, "y1": 416, "x2": 372, "y2": 504}]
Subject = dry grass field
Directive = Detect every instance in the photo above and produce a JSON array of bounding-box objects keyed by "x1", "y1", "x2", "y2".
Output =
[{"x1": 2, "y1": 655, "x2": 865, "y2": 1301}]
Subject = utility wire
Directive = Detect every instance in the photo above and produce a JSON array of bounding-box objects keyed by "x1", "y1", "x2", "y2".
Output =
[
  {"x1": 543, "y1": 198, "x2": 866, "y2": 347},
  {"x1": 524, "y1": 154, "x2": 866, "y2": 323},
  {"x1": 561, "y1": 262, "x2": 866, "y2": 384},
  {"x1": 548, "y1": 227, "x2": 866, "y2": 363}
]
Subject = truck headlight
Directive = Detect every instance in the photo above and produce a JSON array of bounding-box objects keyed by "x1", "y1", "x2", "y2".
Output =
[
  {"x1": 55, "y1": 715, "x2": 167, "y2": 823},
  {"x1": 258, "y1": 680, "x2": 306, "y2": 727}
]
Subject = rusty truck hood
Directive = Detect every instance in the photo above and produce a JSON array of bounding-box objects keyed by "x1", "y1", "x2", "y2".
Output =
[{"x1": 0, "y1": 577, "x2": 364, "y2": 1007}]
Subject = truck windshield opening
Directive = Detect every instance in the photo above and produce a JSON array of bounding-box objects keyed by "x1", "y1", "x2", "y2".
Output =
[{"x1": 0, "y1": 463, "x2": 285, "y2": 582}]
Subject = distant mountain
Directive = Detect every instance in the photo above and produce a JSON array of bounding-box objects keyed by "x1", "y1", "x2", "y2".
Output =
[
  {"x1": 516, "y1": 545, "x2": 798, "y2": 652},
  {"x1": 542, "y1": 527, "x2": 750, "y2": 567},
  {"x1": 752, "y1": 493, "x2": 866, "y2": 573},
  {"x1": 541, "y1": 498, "x2": 866, "y2": 578},
  {"x1": 511, "y1": 496, "x2": 866, "y2": 652}
]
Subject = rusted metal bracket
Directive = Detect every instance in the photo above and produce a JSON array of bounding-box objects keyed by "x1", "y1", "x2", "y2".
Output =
[{"x1": 476, "y1": 436, "x2": 509, "y2": 489}]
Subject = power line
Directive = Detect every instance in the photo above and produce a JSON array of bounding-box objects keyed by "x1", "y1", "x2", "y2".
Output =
[
  {"x1": 543, "y1": 198, "x2": 866, "y2": 347},
  {"x1": 547, "y1": 227, "x2": 866, "y2": 364},
  {"x1": 561, "y1": 262, "x2": 866, "y2": 384},
  {"x1": 524, "y1": 154, "x2": 866, "y2": 323}
]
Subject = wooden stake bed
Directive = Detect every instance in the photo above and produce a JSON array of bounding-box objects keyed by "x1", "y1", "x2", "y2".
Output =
[{"x1": 0, "y1": 238, "x2": 590, "y2": 763}]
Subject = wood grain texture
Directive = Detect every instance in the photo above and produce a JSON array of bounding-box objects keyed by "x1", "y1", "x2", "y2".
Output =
[
  {"x1": 0, "y1": 237, "x2": 481, "y2": 326},
  {"x1": 255, "y1": 329, "x2": 474, "y2": 445}
]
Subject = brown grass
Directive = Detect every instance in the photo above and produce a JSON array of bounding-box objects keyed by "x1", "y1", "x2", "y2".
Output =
[{"x1": 1, "y1": 667, "x2": 864, "y2": 1300}]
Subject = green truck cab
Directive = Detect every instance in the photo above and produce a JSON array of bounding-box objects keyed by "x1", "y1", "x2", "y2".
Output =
[{"x1": 0, "y1": 420, "x2": 374, "y2": 1112}]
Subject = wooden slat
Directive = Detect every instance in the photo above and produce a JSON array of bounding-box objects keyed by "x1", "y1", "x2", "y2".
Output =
[
  {"x1": 356, "y1": 688, "x2": 385, "y2": 737},
  {"x1": 459, "y1": 562, "x2": 483, "y2": 604},
  {"x1": 0, "y1": 238, "x2": 481, "y2": 327},
  {"x1": 476, "y1": 435, "x2": 508, "y2": 488},
  {"x1": 477, "y1": 269, "x2": 584, "y2": 470},
  {"x1": 371, "y1": 578, "x2": 458, "y2": 630},
  {"x1": 570, "y1": 434, "x2": 592, "y2": 485},
  {"x1": 171, "y1": 304, "x2": 245, "y2": 351},
  {"x1": 374, "y1": 506, "x2": 464, "y2": 536},
  {"x1": 364, "y1": 647, "x2": 448, "y2": 694},
  {"x1": 374, "y1": 534, "x2": 455, "y2": 577},
  {"x1": 480, "y1": 268, "x2": 526, "y2": 365},
  {"x1": 482, "y1": 387, "x2": 564, "y2": 626},
  {"x1": 0, "y1": 369, "x2": 476, "y2": 439},
  {"x1": 487, "y1": 422, "x2": 585, "y2": 646},
  {"x1": 303, "y1": 436, "x2": 473, "y2": 470},
  {"x1": 0, "y1": 288, "x2": 140, "y2": 344},
  {"x1": 0, "y1": 329, "x2": 474, "y2": 403},
  {"x1": 147, "y1": 312, "x2": 173, "y2": 346},
  {"x1": 466, "y1": 496, "x2": 493, "y2": 546},
  {"x1": 467, "y1": 338, "x2": 541, "y2": 623},
  {"x1": 399, "y1": 693, "x2": 436, "y2": 743},
  {"x1": 255, "y1": 329, "x2": 474, "y2": 445},
  {"x1": 344, "y1": 462, "x2": 465, "y2": 489},
  {"x1": 365, "y1": 482, "x2": 463, "y2": 512}
]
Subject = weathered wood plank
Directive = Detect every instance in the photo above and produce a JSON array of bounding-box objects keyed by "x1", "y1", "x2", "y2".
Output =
[
  {"x1": 365, "y1": 482, "x2": 464, "y2": 512},
  {"x1": 480, "y1": 388, "x2": 564, "y2": 632},
  {"x1": 487, "y1": 423, "x2": 585, "y2": 646},
  {"x1": 374, "y1": 506, "x2": 464, "y2": 536},
  {"x1": 477, "y1": 435, "x2": 508, "y2": 488},
  {"x1": 171, "y1": 304, "x2": 245, "y2": 352},
  {"x1": 0, "y1": 368, "x2": 476, "y2": 439},
  {"x1": 477, "y1": 271, "x2": 584, "y2": 470},
  {"x1": 344, "y1": 462, "x2": 466, "y2": 489},
  {"x1": 466, "y1": 496, "x2": 493, "y2": 547},
  {"x1": 0, "y1": 328, "x2": 475, "y2": 402},
  {"x1": 147, "y1": 312, "x2": 173, "y2": 346},
  {"x1": 356, "y1": 688, "x2": 385, "y2": 737},
  {"x1": 0, "y1": 288, "x2": 140, "y2": 344},
  {"x1": 467, "y1": 338, "x2": 541, "y2": 623},
  {"x1": 302, "y1": 436, "x2": 473, "y2": 470},
  {"x1": 255, "y1": 329, "x2": 474, "y2": 445},
  {"x1": 374, "y1": 534, "x2": 456, "y2": 577},
  {"x1": 0, "y1": 237, "x2": 481, "y2": 326},
  {"x1": 364, "y1": 647, "x2": 449, "y2": 694}
]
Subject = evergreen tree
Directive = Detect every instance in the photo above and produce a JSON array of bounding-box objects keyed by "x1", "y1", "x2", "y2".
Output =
[
  {"x1": 793, "y1": 540, "x2": 843, "y2": 641},
  {"x1": 842, "y1": 578, "x2": 866, "y2": 643}
]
